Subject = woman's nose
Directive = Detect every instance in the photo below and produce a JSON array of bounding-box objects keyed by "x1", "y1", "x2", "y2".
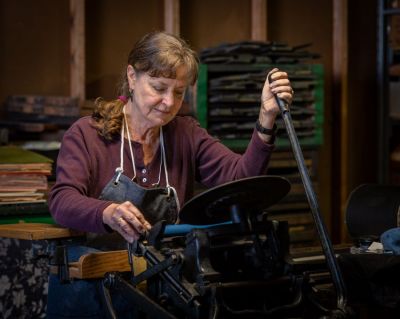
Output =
[{"x1": 163, "y1": 91, "x2": 174, "y2": 106}]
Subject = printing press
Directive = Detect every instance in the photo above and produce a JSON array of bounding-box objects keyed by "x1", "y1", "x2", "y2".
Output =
[
  {"x1": 96, "y1": 178, "x2": 400, "y2": 319},
  {"x1": 100, "y1": 175, "x2": 340, "y2": 319}
]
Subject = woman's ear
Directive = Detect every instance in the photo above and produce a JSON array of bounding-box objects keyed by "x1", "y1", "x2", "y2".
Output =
[{"x1": 127, "y1": 65, "x2": 136, "y2": 90}]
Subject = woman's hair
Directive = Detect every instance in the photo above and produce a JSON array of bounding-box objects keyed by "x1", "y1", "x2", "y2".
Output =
[{"x1": 92, "y1": 31, "x2": 199, "y2": 140}]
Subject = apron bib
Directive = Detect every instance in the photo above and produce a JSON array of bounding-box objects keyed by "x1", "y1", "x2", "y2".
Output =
[{"x1": 88, "y1": 107, "x2": 179, "y2": 249}]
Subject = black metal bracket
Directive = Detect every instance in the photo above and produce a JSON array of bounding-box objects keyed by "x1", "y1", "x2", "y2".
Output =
[
  {"x1": 47, "y1": 240, "x2": 70, "y2": 283},
  {"x1": 134, "y1": 241, "x2": 197, "y2": 305}
]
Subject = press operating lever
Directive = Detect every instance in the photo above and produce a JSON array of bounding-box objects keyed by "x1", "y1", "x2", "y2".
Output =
[{"x1": 267, "y1": 70, "x2": 348, "y2": 316}]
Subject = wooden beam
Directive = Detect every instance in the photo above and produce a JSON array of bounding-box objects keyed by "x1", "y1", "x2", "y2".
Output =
[
  {"x1": 251, "y1": 0, "x2": 267, "y2": 41},
  {"x1": 332, "y1": 0, "x2": 348, "y2": 243},
  {"x1": 70, "y1": 0, "x2": 85, "y2": 104},
  {"x1": 164, "y1": 0, "x2": 180, "y2": 36}
]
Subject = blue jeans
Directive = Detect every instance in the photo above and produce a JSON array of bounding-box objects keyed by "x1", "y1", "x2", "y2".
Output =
[{"x1": 46, "y1": 245, "x2": 138, "y2": 318}]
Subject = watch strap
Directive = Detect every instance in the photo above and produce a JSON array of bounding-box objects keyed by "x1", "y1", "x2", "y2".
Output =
[{"x1": 255, "y1": 120, "x2": 277, "y2": 135}]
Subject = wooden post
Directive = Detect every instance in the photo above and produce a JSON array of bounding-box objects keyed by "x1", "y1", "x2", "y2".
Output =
[
  {"x1": 164, "y1": 0, "x2": 180, "y2": 36},
  {"x1": 332, "y1": 0, "x2": 348, "y2": 243},
  {"x1": 251, "y1": 0, "x2": 267, "y2": 41},
  {"x1": 70, "y1": 0, "x2": 85, "y2": 105}
]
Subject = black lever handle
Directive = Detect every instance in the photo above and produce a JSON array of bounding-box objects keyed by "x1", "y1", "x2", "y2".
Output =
[{"x1": 267, "y1": 69, "x2": 348, "y2": 314}]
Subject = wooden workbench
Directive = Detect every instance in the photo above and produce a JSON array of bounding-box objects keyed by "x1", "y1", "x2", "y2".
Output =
[{"x1": 0, "y1": 222, "x2": 84, "y2": 240}]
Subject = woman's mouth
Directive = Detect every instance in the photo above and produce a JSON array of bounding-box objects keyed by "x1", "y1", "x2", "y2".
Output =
[{"x1": 155, "y1": 108, "x2": 170, "y2": 115}]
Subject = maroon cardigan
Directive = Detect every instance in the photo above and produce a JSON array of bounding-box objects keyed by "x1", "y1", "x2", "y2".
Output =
[{"x1": 49, "y1": 116, "x2": 275, "y2": 233}]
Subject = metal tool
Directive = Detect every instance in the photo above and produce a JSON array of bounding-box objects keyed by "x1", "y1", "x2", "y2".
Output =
[{"x1": 268, "y1": 71, "x2": 348, "y2": 316}]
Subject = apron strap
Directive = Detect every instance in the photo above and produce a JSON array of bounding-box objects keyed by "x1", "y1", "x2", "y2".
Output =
[{"x1": 120, "y1": 107, "x2": 137, "y2": 181}]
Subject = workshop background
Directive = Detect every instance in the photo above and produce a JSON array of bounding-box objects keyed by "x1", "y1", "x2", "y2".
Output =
[{"x1": 0, "y1": 0, "x2": 398, "y2": 317}]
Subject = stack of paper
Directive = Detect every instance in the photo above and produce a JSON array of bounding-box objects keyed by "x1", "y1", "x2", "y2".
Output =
[{"x1": 0, "y1": 146, "x2": 52, "y2": 215}]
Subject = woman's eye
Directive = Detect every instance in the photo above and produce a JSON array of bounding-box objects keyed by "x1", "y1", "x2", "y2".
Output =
[{"x1": 153, "y1": 86, "x2": 165, "y2": 92}]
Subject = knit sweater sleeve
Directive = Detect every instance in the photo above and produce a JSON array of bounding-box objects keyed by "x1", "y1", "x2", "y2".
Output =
[
  {"x1": 184, "y1": 117, "x2": 276, "y2": 188},
  {"x1": 48, "y1": 118, "x2": 113, "y2": 233}
]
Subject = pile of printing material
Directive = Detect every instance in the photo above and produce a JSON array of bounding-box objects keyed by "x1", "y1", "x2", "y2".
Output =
[
  {"x1": 200, "y1": 41, "x2": 320, "y2": 65},
  {"x1": 199, "y1": 41, "x2": 322, "y2": 142},
  {"x1": 3, "y1": 95, "x2": 80, "y2": 131}
]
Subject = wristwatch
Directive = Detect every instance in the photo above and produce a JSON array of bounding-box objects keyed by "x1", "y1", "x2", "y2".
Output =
[{"x1": 255, "y1": 120, "x2": 277, "y2": 135}]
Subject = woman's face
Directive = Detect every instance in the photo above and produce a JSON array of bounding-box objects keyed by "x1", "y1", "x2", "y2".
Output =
[{"x1": 127, "y1": 64, "x2": 189, "y2": 127}]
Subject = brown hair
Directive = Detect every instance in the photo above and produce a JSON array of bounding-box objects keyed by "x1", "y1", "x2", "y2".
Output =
[{"x1": 92, "y1": 31, "x2": 199, "y2": 140}]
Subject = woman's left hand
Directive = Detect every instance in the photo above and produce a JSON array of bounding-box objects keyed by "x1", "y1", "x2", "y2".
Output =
[
  {"x1": 258, "y1": 68, "x2": 293, "y2": 143},
  {"x1": 261, "y1": 68, "x2": 294, "y2": 115},
  {"x1": 256, "y1": 68, "x2": 294, "y2": 143}
]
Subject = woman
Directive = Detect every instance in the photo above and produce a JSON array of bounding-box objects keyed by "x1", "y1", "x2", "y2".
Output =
[{"x1": 47, "y1": 31, "x2": 293, "y2": 318}]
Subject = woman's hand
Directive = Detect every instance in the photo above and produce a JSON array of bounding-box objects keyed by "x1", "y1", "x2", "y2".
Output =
[
  {"x1": 261, "y1": 68, "x2": 293, "y2": 115},
  {"x1": 257, "y1": 68, "x2": 294, "y2": 143},
  {"x1": 102, "y1": 201, "x2": 152, "y2": 243}
]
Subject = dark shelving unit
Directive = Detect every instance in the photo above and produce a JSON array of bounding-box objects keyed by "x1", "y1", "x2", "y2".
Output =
[{"x1": 377, "y1": 0, "x2": 400, "y2": 184}]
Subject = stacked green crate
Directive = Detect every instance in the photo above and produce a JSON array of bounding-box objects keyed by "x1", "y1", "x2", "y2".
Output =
[{"x1": 196, "y1": 63, "x2": 324, "y2": 149}]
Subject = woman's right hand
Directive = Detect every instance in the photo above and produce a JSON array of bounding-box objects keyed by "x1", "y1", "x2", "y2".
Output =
[{"x1": 102, "y1": 201, "x2": 152, "y2": 242}]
